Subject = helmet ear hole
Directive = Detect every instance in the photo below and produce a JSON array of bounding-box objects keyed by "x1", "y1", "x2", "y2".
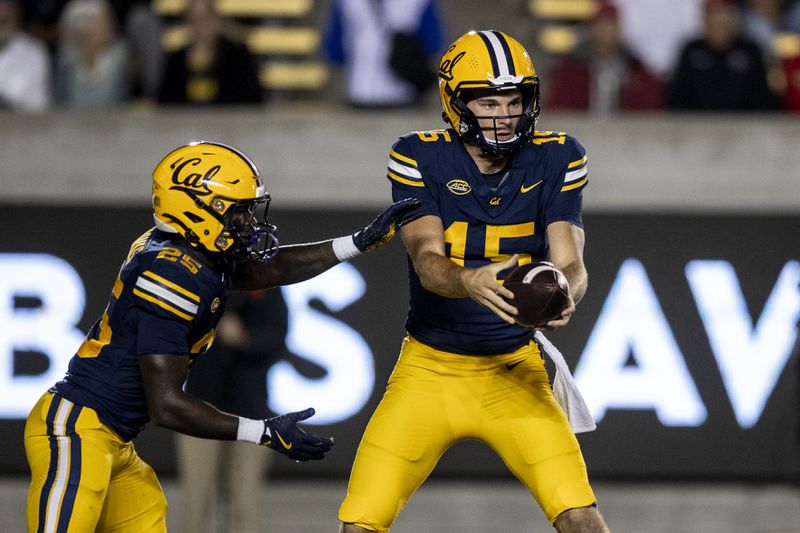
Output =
[{"x1": 184, "y1": 211, "x2": 204, "y2": 223}]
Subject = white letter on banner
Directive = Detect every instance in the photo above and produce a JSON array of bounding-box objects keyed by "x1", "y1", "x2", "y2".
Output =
[
  {"x1": 0, "y1": 254, "x2": 85, "y2": 418},
  {"x1": 268, "y1": 262, "x2": 374, "y2": 425},
  {"x1": 574, "y1": 259, "x2": 707, "y2": 426},
  {"x1": 686, "y1": 260, "x2": 800, "y2": 429}
]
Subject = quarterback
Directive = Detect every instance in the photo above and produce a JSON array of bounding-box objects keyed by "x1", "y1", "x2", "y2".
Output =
[
  {"x1": 23, "y1": 141, "x2": 420, "y2": 533},
  {"x1": 338, "y1": 31, "x2": 610, "y2": 532}
]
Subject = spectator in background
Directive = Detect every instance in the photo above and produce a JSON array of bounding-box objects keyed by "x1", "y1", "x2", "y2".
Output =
[
  {"x1": 18, "y1": 0, "x2": 69, "y2": 52},
  {"x1": 0, "y1": 0, "x2": 51, "y2": 111},
  {"x1": 157, "y1": 0, "x2": 262, "y2": 105},
  {"x1": 178, "y1": 290, "x2": 288, "y2": 533},
  {"x1": 612, "y1": 0, "x2": 704, "y2": 78},
  {"x1": 781, "y1": 53, "x2": 800, "y2": 110},
  {"x1": 668, "y1": 0, "x2": 777, "y2": 110},
  {"x1": 19, "y1": 0, "x2": 140, "y2": 55},
  {"x1": 124, "y1": 1, "x2": 164, "y2": 100},
  {"x1": 544, "y1": 1, "x2": 663, "y2": 115},
  {"x1": 739, "y1": 0, "x2": 800, "y2": 107},
  {"x1": 740, "y1": 0, "x2": 800, "y2": 61},
  {"x1": 323, "y1": 0, "x2": 443, "y2": 108},
  {"x1": 54, "y1": 0, "x2": 129, "y2": 108}
]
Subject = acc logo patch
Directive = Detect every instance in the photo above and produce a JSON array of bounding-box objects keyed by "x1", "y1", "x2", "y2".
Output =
[
  {"x1": 210, "y1": 297, "x2": 220, "y2": 313},
  {"x1": 447, "y1": 179, "x2": 471, "y2": 195}
]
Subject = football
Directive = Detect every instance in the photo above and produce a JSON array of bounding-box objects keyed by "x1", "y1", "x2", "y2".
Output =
[{"x1": 502, "y1": 261, "x2": 570, "y2": 328}]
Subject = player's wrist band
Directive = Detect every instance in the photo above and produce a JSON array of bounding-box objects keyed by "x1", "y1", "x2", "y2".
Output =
[
  {"x1": 332, "y1": 235, "x2": 362, "y2": 261},
  {"x1": 237, "y1": 417, "x2": 266, "y2": 444}
]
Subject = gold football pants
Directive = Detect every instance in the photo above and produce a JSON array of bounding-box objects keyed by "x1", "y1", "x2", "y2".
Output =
[
  {"x1": 339, "y1": 336, "x2": 596, "y2": 531},
  {"x1": 24, "y1": 392, "x2": 167, "y2": 533}
]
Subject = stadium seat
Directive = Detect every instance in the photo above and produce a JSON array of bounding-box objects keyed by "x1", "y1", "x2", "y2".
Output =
[
  {"x1": 528, "y1": 0, "x2": 597, "y2": 20},
  {"x1": 528, "y1": 0, "x2": 597, "y2": 56},
  {"x1": 161, "y1": 25, "x2": 319, "y2": 55},
  {"x1": 537, "y1": 25, "x2": 580, "y2": 54},
  {"x1": 259, "y1": 62, "x2": 328, "y2": 90},
  {"x1": 153, "y1": 0, "x2": 313, "y2": 18},
  {"x1": 246, "y1": 27, "x2": 319, "y2": 55},
  {"x1": 774, "y1": 32, "x2": 800, "y2": 59}
]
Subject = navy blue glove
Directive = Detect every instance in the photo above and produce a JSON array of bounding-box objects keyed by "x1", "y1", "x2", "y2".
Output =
[
  {"x1": 352, "y1": 198, "x2": 422, "y2": 252},
  {"x1": 261, "y1": 408, "x2": 333, "y2": 461}
]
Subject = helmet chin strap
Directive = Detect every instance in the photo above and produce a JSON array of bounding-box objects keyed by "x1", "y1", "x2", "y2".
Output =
[
  {"x1": 473, "y1": 114, "x2": 523, "y2": 157},
  {"x1": 482, "y1": 132, "x2": 520, "y2": 148}
]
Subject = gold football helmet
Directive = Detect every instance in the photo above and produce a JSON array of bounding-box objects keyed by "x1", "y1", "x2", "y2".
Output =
[
  {"x1": 152, "y1": 141, "x2": 278, "y2": 262},
  {"x1": 438, "y1": 30, "x2": 540, "y2": 157}
]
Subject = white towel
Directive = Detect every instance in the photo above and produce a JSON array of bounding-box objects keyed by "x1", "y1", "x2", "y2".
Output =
[{"x1": 534, "y1": 331, "x2": 596, "y2": 433}]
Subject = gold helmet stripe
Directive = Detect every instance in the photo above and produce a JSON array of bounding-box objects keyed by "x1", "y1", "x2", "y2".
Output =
[
  {"x1": 194, "y1": 141, "x2": 260, "y2": 178},
  {"x1": 477, "y1": 30, "x2": 516, "y2": 79}
]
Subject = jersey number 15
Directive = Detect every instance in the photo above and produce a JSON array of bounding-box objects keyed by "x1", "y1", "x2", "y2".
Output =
[{"x1": 444, "y1": 221, "x2": 534, "y2": 266}]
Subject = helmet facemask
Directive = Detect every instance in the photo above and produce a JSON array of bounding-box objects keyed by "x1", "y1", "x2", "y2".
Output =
[
  {"x1": 450, "y1": 82, "x2": 540, "y2": 158},
  {"x1": 216, "y1": 195, "x2": 279, "y2": 263}
]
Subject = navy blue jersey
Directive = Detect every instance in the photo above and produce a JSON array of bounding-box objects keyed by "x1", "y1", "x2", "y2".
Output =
[
  {"x1": 54, "y1": 229, "x2": 230, "y2": 440},
  {"x1": 388, "y1": 129, "x2": 588, "y2": 355}
]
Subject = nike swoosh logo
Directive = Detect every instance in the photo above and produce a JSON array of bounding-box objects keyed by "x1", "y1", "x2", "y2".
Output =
[
  {"x1": 520, "y1": 180, "x2": 543, "y2": 193},
  {"x1": 275, "y1": 431, "x2": 292, "y2": 450},
  {"x1": 506, "y1": 360, "x2": 523, "y2": 371}
]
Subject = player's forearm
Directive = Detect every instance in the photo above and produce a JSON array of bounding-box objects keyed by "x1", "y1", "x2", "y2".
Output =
[
  {"x1": 234, "y1": 241, "x2": 340, "y2": 290},
  {"x1": 148, "y1": 390, "x2": 240, "y2": 440},
  {"x1": 414, "y1": 250, "x2": 471, "y2": 298},
  {"x1": 559, "y1": 260, "x2": 588, "y2": 305}
]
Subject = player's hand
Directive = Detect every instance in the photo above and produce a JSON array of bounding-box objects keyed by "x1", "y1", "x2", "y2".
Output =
[
  {"x1": 539, "y1": 295, "x2": 575, "y2": 331},
  {"x1": 460, "y1": 255, "x2": 519, "y2": 325},
  {"x1": 352, "y1": 198, "x2": 422, "y2": 252},
  {"x1": 261, "y1": 408, "x2": 334, "y2": 462}
]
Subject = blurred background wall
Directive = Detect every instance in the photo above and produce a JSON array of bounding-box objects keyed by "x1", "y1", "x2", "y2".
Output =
[{"x1": 1, "y1": 110, "x2": 800, "y2": 212}]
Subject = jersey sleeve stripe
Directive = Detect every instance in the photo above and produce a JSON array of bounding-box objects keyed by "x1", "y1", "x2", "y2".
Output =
[
  {"x1": 564, "y1": 166, "x2": 588, "y2": 183},
  {"x1": 142, "y1": 270, "x2": 200, "y2": 302},
  {"x1": 388, "y1": 159, "x2": 422, "y2": 179},
  {"x1": 135, "y1": 276, "x2": 199, "y2": 314},
  {"x1": 390, "y1": 149, "x2": 417, "y2": 167},
  {"x1": 388, "y1": 170, "x2": 425, "y2": 187},
  {"x1": 568, "y1": 155, "x2": 588, "y2": 169},
  {"x1": 133, "y1": 288, "x2": 195, "y2": 321},
  {"x1": 561, "y1": 177, "x2": 588, "y2": 192}
]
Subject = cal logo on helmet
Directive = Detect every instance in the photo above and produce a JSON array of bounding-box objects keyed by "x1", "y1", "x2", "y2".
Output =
[{"x1": 168, "y1": 156, "x2": 219, "y2": 197}]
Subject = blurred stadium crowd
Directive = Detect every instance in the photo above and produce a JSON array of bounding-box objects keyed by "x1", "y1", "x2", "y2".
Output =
[{"x1": 1, "y1": 0, "x2": 800, "y2": 112}]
